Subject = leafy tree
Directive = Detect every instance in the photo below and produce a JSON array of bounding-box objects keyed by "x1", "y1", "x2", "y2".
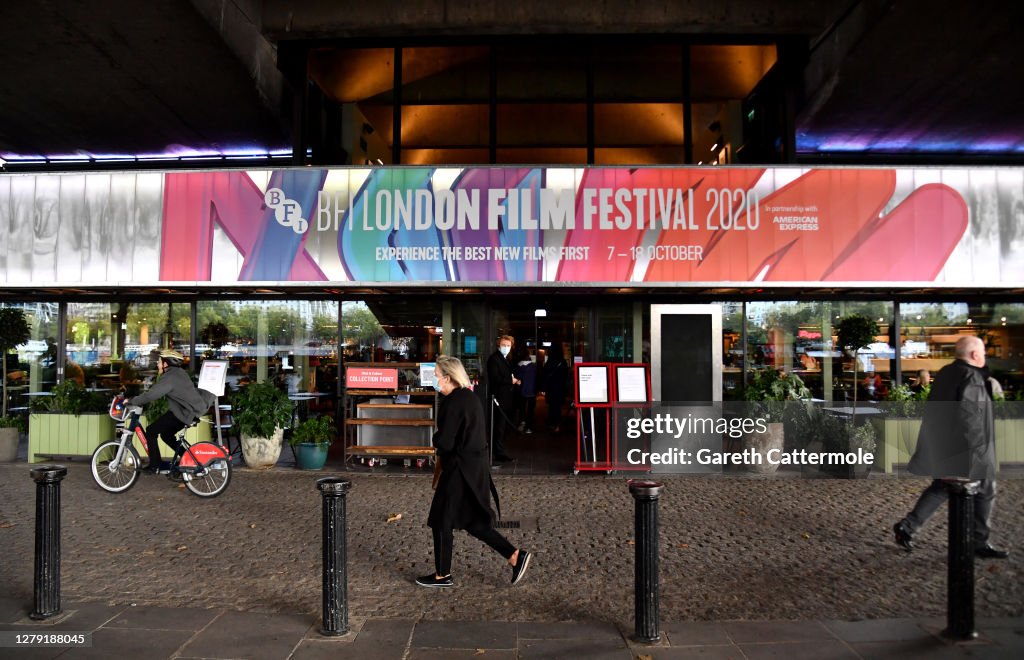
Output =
[{"x1": 0, "y1": 307, "x2": 32, "y2": 418}]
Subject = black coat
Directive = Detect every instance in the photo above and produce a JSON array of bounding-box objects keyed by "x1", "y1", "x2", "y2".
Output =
[
  {"x1": 428, "y1": 387, "x2": 500, "y2": 531},
  {"x1": 908, "y1": 359, "x2": 996, "y2": 480},
  {"x1": 486, "y1": 350, "x2": 516, "y2": 406}
]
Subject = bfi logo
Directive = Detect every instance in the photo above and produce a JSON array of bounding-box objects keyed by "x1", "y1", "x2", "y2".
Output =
[{"x1": 265, "y1": 187, "x2": 308, "y2": 234}]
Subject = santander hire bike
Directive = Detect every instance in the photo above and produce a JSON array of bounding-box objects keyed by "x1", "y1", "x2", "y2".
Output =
[{"x1": 90, "y1": 395, "x2": 232, "y2": 497}]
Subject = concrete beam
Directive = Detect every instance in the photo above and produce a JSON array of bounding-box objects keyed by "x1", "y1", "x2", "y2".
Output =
[{"x1": 262, "y1": 0, "x2": 848, "y2": 40}]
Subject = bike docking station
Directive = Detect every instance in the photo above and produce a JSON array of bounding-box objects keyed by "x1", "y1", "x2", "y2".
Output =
[{"x1": 573, "y1": 363, "x2": 613, "y2": 474}]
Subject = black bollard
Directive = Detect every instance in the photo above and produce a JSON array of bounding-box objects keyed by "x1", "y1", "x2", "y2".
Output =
[
  {"x1": 941, "y1": 478, "x2": 980, "y2": 641},
  {"x1": 317, "y1": 476, "x2": 352, "y2": 636},
  {"x1": 30, "y1": 465, "x2": 68, "y2": 620},
  {"x1": 628, "y1": 479, "x2": 664, "y2": 643}
]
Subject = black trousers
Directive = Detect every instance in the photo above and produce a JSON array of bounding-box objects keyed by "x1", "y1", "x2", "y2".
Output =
[
  {"x1": 145, "y1": 411, "x2": 185, "y2": 467},
  {"x1": 432, "y1": 525, "x2": 516, "y2": 577},
  {"x1": 902, "y1": 478, "x2": 997, "y2": 543}
]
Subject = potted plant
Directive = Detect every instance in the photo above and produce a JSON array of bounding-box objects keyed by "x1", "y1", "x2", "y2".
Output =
[
  {"x1": 822, "y1": 417, "x2": 878, "y2": 478},
  {"x1": 289, "y1": 415, "x2": 335, "y2": 470},
  {"x1": 835, "y1": 314, "x2": 880, "y2": 414},
  {"x1": 742, "y1": 369, "x2": 811, "y2": 473},
  {"x1": 0, "y1": 307, "x2": 31, "y2": 461},
  {"x1": 233, "y1": 380, "x2": 292, "y2": 469},
  {"x1": 28, "y1": 380, "x2": 112, "y2": 463}
]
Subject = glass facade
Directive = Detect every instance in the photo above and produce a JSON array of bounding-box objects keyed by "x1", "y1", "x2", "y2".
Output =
[
  {"x1": 900, "y1": 302, "x2": 1024, "y2": 398},
  {"x1": 745, "y1": 301, "x2": 893, "y2": 402},
  {"x1": 195, "y1": 300, "x2": 339, "y2": 396},
  {"x1": 65, "y1": 302, "x2": 191, "y2": 392},
  {"x1": 306, "y1": 40, "x2": 777, "y2": 165},
  {"x1": 1, "y1": 302, "x2": 60, "y2": 416}
]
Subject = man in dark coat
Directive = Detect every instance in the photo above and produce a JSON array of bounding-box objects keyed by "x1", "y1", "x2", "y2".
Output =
[
  {"x1": 893, "y1": 336, "x2": 1008, "y2": 559},
  {"x1": 542, "y1": 343, "x2": 569, "y2": 431},
  {"x1": 485, "y1": 335, "x2": 519, "y2": 462},
  {"x1": 417, "y1": 356, "x2": 532, "y2": 588}
]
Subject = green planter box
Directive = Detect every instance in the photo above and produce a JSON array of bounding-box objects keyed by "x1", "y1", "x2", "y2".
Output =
[
  {"x1": 28, "y1": 413, "x2": 213, "y2": 464},
  {"x1": 135, "y1": 415, "x2": 213, "y2": 459},
  {"x1": 871, "y1": 416, "x2": 1024, "y2": 474},
  {"x1": 996, "y1": 418, "x2": 1024, "y2": 464},
  {"x1": 28, "y1": 413, "x2": 115, "y2": 463},
  {"x1": 869, "y1": 417, "x2": 923, "y2": 474}
]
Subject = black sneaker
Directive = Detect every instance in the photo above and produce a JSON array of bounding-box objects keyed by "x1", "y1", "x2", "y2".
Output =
[
  {"x1": 893, "y1": 522, "x2": 914, "y2": 552},
  {"x1": 415, "y1": 574, "x2": 454, "y2": 588},
  {"x1": 511, "y1": 551, "x2": 532, "y2": 586},
  {"x1": 975, "y1": 543, "x2": 1009, "y2": 559},
  {"x1": 166, "y1": 467, "x2": 184, "y2": 482}
]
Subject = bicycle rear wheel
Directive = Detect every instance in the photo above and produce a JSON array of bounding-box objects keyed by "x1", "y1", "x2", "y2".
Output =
[
  {"x1": 181, "y1": 442, "x2": 232, "y2": 497},
  {"x1": 91, "y1": 441, "x2": 141, "y2": 493}
]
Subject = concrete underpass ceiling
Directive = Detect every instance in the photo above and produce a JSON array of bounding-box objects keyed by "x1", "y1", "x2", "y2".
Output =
[
  {"x1": 796, "y1": 0, "x2": 1024, "y2": 156},
  {"x1": 0, "y1": 1, "x2": 1021, "y2": 164},
  {"x1": 0, "y1": 0, "x2": 288, "y2": 161}
]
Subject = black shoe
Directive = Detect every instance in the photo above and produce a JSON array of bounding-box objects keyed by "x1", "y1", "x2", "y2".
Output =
[
  {"x1": 511, "y1": 551, "x2": 532, "y2": 586},
  {"x1": 893, "y1": 522, "x2": 914, "y2": 552},
  {"x1": 166, "y1": 467, "x2": 184, "y2": 482},
  {"x1": 415, "y1": 574, "x2": 454, "y2": 588},
  {"x1": 975, "y1": 543, "x2": 1009, "y2": 559},
  {"x1": 494, "y1": 454, "x2": 515, "y2": 463},
  {"x1": 142, "y1": 466, "x2": 160, "y2": 476}
]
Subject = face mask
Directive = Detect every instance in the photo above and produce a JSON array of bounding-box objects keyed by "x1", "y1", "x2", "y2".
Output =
[
  {"x1": 432, "y1": 382, "x2": 442, "y2": 392},
  {"x1": 499, "y1": 346, "x2": 511, "y2": 356}
]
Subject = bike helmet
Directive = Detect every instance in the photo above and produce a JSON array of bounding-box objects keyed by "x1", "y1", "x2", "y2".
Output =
[{"x1": 159, "y1": 349, "x2": 185, "y2": 367}]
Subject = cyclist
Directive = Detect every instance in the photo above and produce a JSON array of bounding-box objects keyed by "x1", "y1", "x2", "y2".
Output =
[{"x1": 127, "y1": 349, "x2": 213, "y2": 475}]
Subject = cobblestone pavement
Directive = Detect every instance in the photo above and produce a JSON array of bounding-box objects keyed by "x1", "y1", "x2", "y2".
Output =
[{"x1": 0, "y1": 463, "x2": 1021, "y2": 630}]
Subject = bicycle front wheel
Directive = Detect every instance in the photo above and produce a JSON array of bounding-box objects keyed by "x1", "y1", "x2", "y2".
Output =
[
  {"x1": 91, "y1": 441, "x2": 141, "y2": 493},
  {"x1": 182, "y1": 443, "x2": 232, "y2": 497}
]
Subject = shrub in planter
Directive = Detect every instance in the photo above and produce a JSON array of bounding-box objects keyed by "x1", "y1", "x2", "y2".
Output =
[
  {"x1": 28, "y1": 380, "x2": 112, "y2": 463},
  {"x1": 0, "y1": 415, "x2": 24, "y2": 462},
  {"x1": 233, "y1": 381, "x2": 292, "y2": 469},
  {"x1": 289, "y1": 415, "x2": 336, "y2": 470}
]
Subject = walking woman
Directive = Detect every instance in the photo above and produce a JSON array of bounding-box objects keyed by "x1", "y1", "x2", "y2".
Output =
[{"x1": 417, "y1": 356, "x2": 532, "y2": 588}]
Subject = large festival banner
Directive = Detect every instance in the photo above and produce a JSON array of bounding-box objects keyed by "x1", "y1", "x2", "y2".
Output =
[{"x1": 1, "y1": 166, "x2": 1022, "y2": 287}]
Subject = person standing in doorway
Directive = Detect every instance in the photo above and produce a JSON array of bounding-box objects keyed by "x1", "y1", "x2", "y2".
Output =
[
  {"x1": 893, "y1": 336, "x2": 1008, "y2": 559},
  {"x1": 417, "y1": 356, "x2": 532, "y2": 588},
  {"x1": 515, "y1": 347, "x2": 538, "y2": 434},
  {"x1": 486, "y1": 335, "x2": 519, "y2": 462},
  {"x1": 542, "y1": 342, "x2": 569, "y2": 432}
]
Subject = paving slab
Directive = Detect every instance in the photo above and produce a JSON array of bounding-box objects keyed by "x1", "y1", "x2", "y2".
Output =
[
  {"x1": 411, "y1": 619, "x2": 517, "y2": 649},
  {"x1": 737, "y1": 640, "x2": 860, "y2": 659},
  {"x1": 176, "y1": 610, "x2": 314, "y2": 659},
  {"x1": 57, "y1": 627, "x2": 195, "y2": 660},
  {"x1": 101, "y1": 604, "x2": 221, "y2": 632},
  {"x1": 720, "y1": 620, "x2": 836, "y2": 644}
]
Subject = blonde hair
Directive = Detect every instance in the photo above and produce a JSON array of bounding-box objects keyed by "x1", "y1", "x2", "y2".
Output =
[
  {"x1": 498, "y1": 335, "x2": 514, "y2": 347},
  {"x1": 435, "y1": 355, "x2": 471, "y2": 389}
]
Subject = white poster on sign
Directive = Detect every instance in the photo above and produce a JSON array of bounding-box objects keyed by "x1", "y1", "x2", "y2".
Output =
[
  {"x1": 420, "y1": 362, "x2": 437, "y2": 387},
  {"x1": 616, "y1": 366, "x2": 649, "y2": 403},
  {"x1": 577, "y1": 366, "x2": 609, "y2": 404},
  {"x1": 198, "y1": 360, "x2": 228, "y2": 396}
]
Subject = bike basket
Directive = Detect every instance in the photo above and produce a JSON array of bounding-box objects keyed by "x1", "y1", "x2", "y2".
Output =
[{"x1": 109, "y1": 395, "x2": 127, "y2": 420}]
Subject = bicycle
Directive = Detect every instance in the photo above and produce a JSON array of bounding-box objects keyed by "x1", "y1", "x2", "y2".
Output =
[{"x1": 90, "y1": 395, "x2": 232, "y2": 497}]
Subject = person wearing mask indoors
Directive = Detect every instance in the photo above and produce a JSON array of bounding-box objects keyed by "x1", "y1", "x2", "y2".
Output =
[
  {"x1": 515, "y1": 348, "x2": 538, "y2": 435},
  {"x1": 417, "y1": 356, "x2": 532, "y2": 588},
  {"x1": 485, "y1": 336, "x2": 519, "y2": 462},
  {"x1": 542, "y1": 343, "x2": 569, "y2": 432}
]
